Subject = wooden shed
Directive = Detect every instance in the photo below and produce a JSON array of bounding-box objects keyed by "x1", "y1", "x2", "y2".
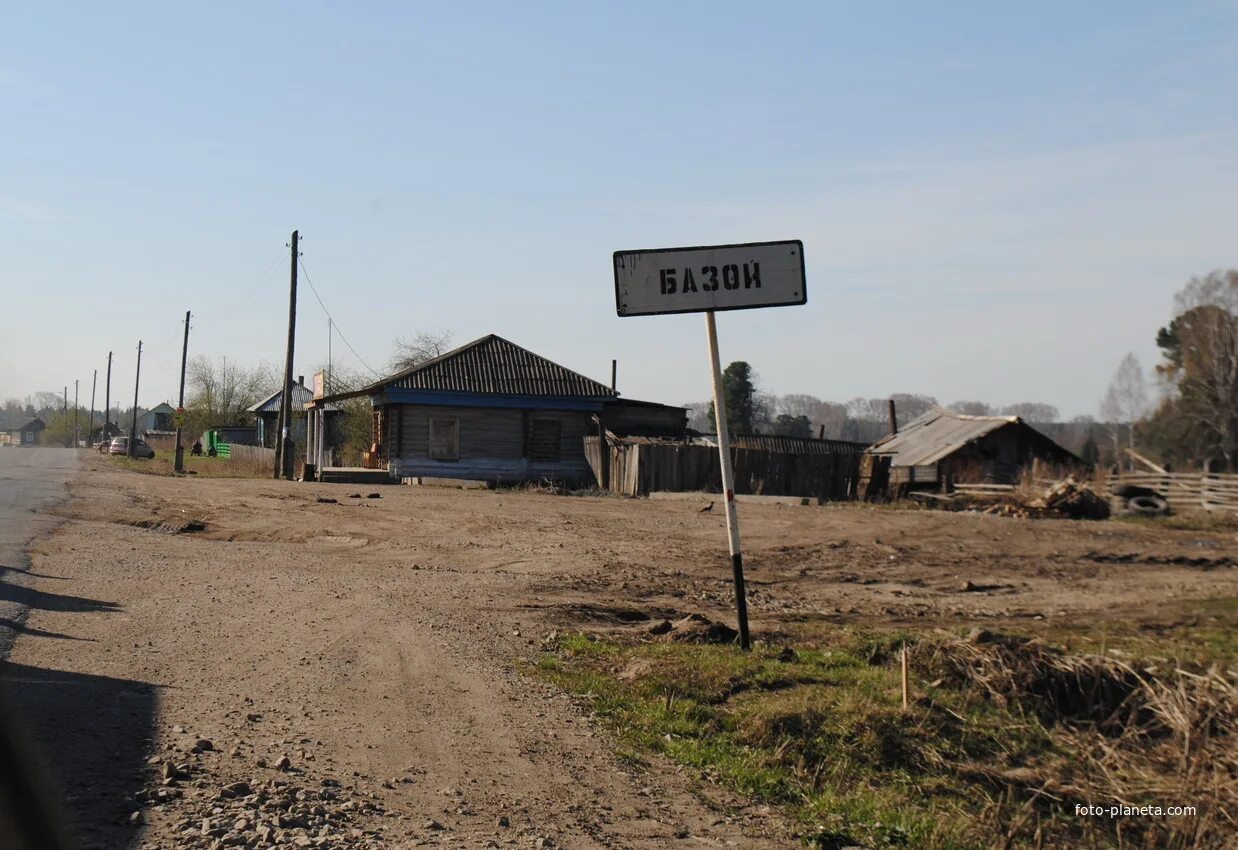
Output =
[
  {"x1": 860, "y1": 408, "x2": 1081, "y2": 496},
  {"x1": 307, "y1": 334, "x2": 686, "y2": 485}
]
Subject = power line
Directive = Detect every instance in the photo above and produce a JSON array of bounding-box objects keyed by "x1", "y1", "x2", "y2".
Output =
[
  {"x1": 198, "y1": 248, "x2": 287, "y2": 323},
  {"x1": 294, "y1": 259, "x2": 381, "y2": 378}
]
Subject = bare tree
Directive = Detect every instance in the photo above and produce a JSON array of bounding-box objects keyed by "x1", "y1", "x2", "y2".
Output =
[
  {"x1": 889, "y1": 393, "x2": 938, "y2": 422},
  {"x1": 1099, "y1": 353, "x2": 1149, "y2": 469},
  {"x1": 950, "y1": 400, "x2": 994, "y2": 416},
  {"x1": 1001, "y1": 402, "x2": 1060, "y2": 423},
  {"x1": 390, "y1": 330, "x2": 454, "y2": 373},
  {"x1": 775, "y1": 394, "x2": 848, "y2": 438},
  {"x1": 185, "y1": 356, "x2": 277, "y2": 436},
  {"x1": 683, "y1": 401, "x2": 712, "y2": 432}
]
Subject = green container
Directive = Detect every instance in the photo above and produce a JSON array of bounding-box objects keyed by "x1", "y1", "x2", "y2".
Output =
[{"x1": 205, "y1": 431, "x2": 232, "y2": 459}]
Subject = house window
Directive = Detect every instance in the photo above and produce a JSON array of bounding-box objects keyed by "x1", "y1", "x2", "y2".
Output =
[
  {"x1": 429, "y1": 417, "x2": 459, "y2": 460},
  {"x1": 528, "y1": 418, "x2": 561, "y2": 463}
]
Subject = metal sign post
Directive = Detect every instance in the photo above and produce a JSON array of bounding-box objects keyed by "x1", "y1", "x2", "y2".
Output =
[
  {"x1": 613, "y1": 240, "x2": 806, "y2": 651},
  {"x1": 704, "y1": 309, "x2": 750, "y2": 648}
]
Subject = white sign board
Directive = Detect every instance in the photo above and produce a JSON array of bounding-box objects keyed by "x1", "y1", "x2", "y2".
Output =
[{"x1": 613, "y1": 239, "x2": 805, "y2": 317}]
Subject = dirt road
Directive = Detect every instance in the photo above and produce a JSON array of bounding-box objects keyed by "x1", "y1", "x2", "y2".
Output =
[
  {"x1": 0, "y1": 447, "x2": 80, "y2": 657},
  {"x1": 4, "y1": 460, "x2": 803, "y2": 849},
  {"x1": 3, "y1": 457, "x2": 1235, "y2": 849}
]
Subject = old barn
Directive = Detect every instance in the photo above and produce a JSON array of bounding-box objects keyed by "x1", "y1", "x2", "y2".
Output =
[
  {"x1": 861, "y1": 408, "x2": 1081, "y2": 495},
  {"x1": 307, "y1": 334, "x2": 685, "y2": 485}
]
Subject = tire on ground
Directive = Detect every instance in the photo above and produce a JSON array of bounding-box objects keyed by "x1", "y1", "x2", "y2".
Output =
[
  {"x1": 1126, "y1": 494, "x2": 1169, "y2": 517},
  {"x1": 1112, "y1": 484, "x2": 1158, "y2": 499}
]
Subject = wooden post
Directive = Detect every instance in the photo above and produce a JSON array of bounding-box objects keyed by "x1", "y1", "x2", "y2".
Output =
[
  {"x1": 128, "y1": 341, "x2": 142, "y2": 457},
  {"x1": 901, "y1": 642, "x2": 910, "y2": 709},
  {"x1": 88, "y1": 370, "x2": 96, "y2": 447},
  {"x1": 276, "y1": 230, "x2": 298, "y2": 480},
  {"x1": 174, "y1": 310, "x2": 191, "y2": 473},
  {"x1": 706, "y1": 311, "x2": 751, "y2": 650},
  {"x1": 104, "y1": 351, "x2": 112, "y2": 445}
]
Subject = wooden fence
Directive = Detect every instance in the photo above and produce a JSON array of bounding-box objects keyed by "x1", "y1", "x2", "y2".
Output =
[
  {"x1": 1109, "y1": 472, "x2": 1238, "y2": 513},
  {"x1": 221, "y1": 443, "x2": 276, "y2": 464},
  {"x1": 584, "y1": 437, "x2": 861, "y2": 500}
]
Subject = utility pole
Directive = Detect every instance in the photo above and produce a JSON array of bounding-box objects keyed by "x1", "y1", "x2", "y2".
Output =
[
  {"x1": 62, "y1": 387, "x2": 68, "y2": 447},
  {"x1": 104, "y1": 352, "x2": 112, "y2": 445},
  {"x1": 89, "y1": 370, "x2": 97, "y2": 447},
  {"x1": 276, "y1": 230, "x2": 298, "y2": 480},
  {"x1": 327, "y1": 318, "x2": 332, "y2": 396},
  {"x1": 174, "y1": 310, "x2": 191, "y2": 472},
  {"x1": 129, "y1": 341, "x2": 142, "y2": 458},
  {"x1": 73, "y1": 380, "x2": 79, "y2": 448}
]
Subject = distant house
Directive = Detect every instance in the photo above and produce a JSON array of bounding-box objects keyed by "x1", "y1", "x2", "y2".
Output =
[
  {"x1": 137, "y1": 403, "x2": 176, "y2": 435},
  {"x1": 3, "y1": 417, "x2": 46, "y2": 447},
  {"x1": 91, "y1": 421, "x2": 123, "y2": 445},
  {"x1": 307, "y1": 334, "x2": 686, "y2": 484},
  {"x1": 249, "y1": 378, "x2": 314, "y2": 449},
  {"x1": 861, "y1": 407, "x2": 1081, "y2": 495}
]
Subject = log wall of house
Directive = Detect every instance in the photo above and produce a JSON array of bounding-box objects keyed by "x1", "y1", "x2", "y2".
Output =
[{"x1": 389, "y1": 404, "x2": 594, "y2": 483}]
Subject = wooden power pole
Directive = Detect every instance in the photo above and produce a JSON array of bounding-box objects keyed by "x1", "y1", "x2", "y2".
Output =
[
  {"x1": 276, "y1": 230, "x2": 299, "y2": 480},
  {"x1": 73, "y1": 380, "x2": 79, "y2": 448},
  {"x1": 89, "y1": 370, "x2": 97, "y2": 447},
  {"x1": 174, "y1": 311, "x2": 191, "y2": 472},
  {"x1": 104, "y1": 352, "x2": 112, "y2": 444},
  {"x1": 129, "y1": 341, "x2": 142, "y2": 458}
]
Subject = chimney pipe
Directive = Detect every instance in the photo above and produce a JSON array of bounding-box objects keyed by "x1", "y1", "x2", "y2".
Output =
[
  {"x1": 297, "y1": 375, "x2": 304, "y2": 387},
  {"x1": 887, "y1": 399, "x2": 898, "y2": 435},
  {"x1": 611, "y1": 359, "x2": 617, "y2": 391}
]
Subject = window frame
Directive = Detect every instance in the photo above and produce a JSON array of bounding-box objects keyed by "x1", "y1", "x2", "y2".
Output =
[
  {"x1": 527, "y1": 417, "x2": 562, "y2": 463},
  {"x1": 428, "y1": 417, "x2": 460, "y2": 461}
]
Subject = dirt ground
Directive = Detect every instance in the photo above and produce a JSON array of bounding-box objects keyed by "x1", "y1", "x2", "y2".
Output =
[{"x1": 6, "y1": 455, "x2": 1237, "y2": 849}]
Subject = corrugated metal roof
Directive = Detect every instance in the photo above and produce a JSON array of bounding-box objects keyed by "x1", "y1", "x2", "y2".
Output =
[
  {"x1": 375, "y1": 335, "x2": 618, "y2": 398},
  {"x1": 693, "y1": 434, "x2": 867, "y2": 455},
  {"x1": 249, "y1": 382, "x2": 315, "y2": 413},
  {"x1": 867, "y1": 409, "x2": 1020, "y2": 467}
]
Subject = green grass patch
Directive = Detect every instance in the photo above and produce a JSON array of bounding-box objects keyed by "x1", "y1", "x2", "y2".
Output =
[
  {"x1": 105, "y1": 449, "x2": 270, "y2": 478},
  {"x1": 537, "y1": 631, "x2": 1056, "y2": 849},
  {"x1": 1037, "y1": 595, "x2": 1238, "y2": 664}
]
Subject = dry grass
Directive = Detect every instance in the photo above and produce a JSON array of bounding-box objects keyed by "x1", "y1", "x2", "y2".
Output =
[
  {"x1": 106, "y1": 450, "x2": 271, "y2": 479},
  {"x1": 929, "y1": 635, "x2": 1236, "y2": 849},
  {"x1": 540, "y1": 626, "x2": 1235, "y2": 849}
]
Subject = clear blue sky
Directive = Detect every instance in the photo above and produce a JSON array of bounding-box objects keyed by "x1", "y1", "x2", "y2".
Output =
[{"x1": 2, "y1": 2, "x2": 1235, "y2": 418}]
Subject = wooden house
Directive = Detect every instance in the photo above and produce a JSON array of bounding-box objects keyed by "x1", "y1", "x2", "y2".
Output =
[
  {"x1": 860, "y1": 408, "x2": 1081, "y2": 495},
  {"x1": 249, "y1": 378, "x2": 314, "y2": 449},
  {"x1": 307, "y1": 334, "x2": 686, "y2": 485},
  {"x1": 3, "y1": 417, "x2": 45, "y2": 446}
]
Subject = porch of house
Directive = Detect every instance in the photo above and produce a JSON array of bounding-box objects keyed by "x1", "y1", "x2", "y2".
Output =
[{"x1": 317, "y1": 467, "x2": 396, "y2": 485}]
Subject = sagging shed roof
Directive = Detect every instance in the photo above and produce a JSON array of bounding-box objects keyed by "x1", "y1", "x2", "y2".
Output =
[
  {"x1": 868, "y1": 408, "x2": 1030, "y2": 467},
  {"x1": 317, "y1": 334, "x2": 618, "y2": 405},
  {"x1": 249, "y1": 382, "x2": 315, "y2": 414}
]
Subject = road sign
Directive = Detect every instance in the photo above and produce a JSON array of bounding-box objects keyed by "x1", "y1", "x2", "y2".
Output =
[
  {"x1": 613, "y1": 239, "x2": 805, "y2": 317},
  {"x1": 611, "y1": 238, "x2": 807, "y2": 651}
]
